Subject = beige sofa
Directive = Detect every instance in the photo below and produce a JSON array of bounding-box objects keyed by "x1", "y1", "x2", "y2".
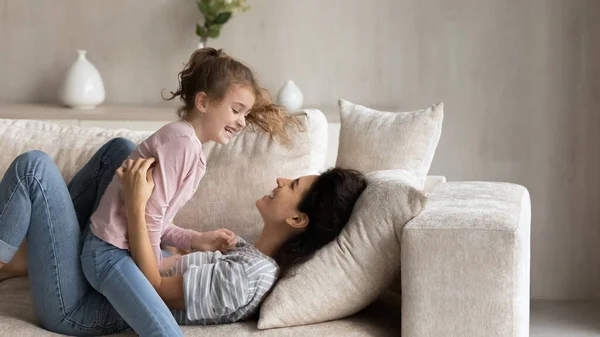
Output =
[{"x1": 0, "y1": 110, "x2": 531, "y2": 337}]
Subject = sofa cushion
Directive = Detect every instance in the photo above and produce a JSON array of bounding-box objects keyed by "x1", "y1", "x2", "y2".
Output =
[
  {"x1": 0, "y1": 278, "x2": 401, "y2": 337},
  {"x1": 258, "y1": 170, "x2": 428, "y2": 328},
  {"x1": 0, "y1": 110, "x2": 327, "y2": 242},
  {"x1": 335, "y1": 99, "x2": 444, "y2": 187}
]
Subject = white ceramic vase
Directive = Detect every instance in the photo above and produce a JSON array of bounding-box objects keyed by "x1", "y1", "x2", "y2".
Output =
[
  {"x1": 60, "y1": 50, "x2": 105, "y2": 110},
  {"x1": 277, "y1": 80, "x2": 303, "y2": 112}
]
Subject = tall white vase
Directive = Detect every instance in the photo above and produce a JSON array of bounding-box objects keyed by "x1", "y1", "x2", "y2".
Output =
[
  {"x1": 60, "y1": 50, "x2": 105, "y2": 110},
  {"x1": 277, "y1": 80, "x2": 303, "y2": 112}
]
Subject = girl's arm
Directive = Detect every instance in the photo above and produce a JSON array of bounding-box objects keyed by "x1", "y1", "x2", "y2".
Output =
[
  {"x1": 118, "y1": 158, "x2": 186, "y2": 309},
  {"x1": 143, "y1": 136, "x2": 201, "y2": 264}
]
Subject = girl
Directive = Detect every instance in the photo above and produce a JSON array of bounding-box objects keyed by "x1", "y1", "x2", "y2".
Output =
[{"x1": 80, "y1": 48, "x2": 294, "y2": 336}]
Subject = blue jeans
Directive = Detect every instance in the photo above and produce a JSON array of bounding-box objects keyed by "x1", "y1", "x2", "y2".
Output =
[
  {"x1": 81, "y1": 233, "x2": 182, "y2": 337},
  {"x1": 0, "y1": 138, "x2": 181, "y2": 336}
]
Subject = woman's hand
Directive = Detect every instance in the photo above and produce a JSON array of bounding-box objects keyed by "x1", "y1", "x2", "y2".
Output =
[
  {"x1": 116, "y1": 158, "x2": 156, "y2": 210},
  {"x1": 158, "y1": 254, "x2": 182, "y2": 274}
]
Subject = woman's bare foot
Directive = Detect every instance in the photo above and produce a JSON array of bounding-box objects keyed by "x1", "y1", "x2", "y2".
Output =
[{"x1": 0, "y1": 241, "x2": 28, "y2": 279}]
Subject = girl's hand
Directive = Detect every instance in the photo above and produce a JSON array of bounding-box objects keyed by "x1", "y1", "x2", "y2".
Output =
[
  {"x1": 116, "y1": 158, "x2": 156, "y2": 210},
  {"x1": 191, "y1": 229, "x2": 238, "y2": 252}
]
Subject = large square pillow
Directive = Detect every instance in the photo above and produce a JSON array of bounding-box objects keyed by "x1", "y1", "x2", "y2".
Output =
[
  {"x1": 258, "y1": 170, "x2": 428, "y2": 328},
  {"x1": 336, "y1": 99, "x2": 444, "y2": 187},
  {"x1": 0, "y1": 109, "x2": 327, "y2": 242}
]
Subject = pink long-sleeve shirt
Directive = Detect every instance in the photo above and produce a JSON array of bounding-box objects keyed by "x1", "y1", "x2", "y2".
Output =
[{"x1": 89, "y1": 120, "x2": 206, "y2": 265}]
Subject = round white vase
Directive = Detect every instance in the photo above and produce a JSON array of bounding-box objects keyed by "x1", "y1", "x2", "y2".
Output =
[
  {"x1": 277, "y1": 80, "x2": 303, "y2": 112},
  {"x1": 60, "y1": 50, "x2": 105, "y2": 110}
]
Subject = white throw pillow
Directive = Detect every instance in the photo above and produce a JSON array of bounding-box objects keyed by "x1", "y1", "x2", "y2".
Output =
[
  {"x1": 335, "y1": 99, "x2": 444, "y2": 187},
  {"x1": 0, "y1": 110, "x2": 327, "y2": 242},
  {"x1": 258, "y1": 170, "x2": 428, "y2": 328}
]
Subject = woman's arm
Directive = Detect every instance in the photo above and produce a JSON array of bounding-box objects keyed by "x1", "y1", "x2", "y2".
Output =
[
  {"x1": 127, "y1": 204, "x2": 185, "y2": 309},
  {"x1": 118, "y1": 158, "x2": 186, "y2": 310}
]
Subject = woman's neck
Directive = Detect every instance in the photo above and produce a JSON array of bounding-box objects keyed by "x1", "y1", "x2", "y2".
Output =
[{"x1": 254, "y1": 224, "x2": 295, "y2": 258}]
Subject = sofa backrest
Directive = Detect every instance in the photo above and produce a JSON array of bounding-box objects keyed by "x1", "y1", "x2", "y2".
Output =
[{"x1": 0, "y1": 109, "x2": 328, "y2": 242}]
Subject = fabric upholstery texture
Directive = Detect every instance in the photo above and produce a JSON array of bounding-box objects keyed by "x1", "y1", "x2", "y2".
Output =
[
  {"x1": 0, "y1": 278, "x2": 402, "y2": 337},
  {"x1": 335, "y1": 99, "x2": 443, "y2": 187},
  {"x1": 401, "y1": 182, "x2": 531, "y2": 337},
  {"x1": 387, "y1": 174, "x2": 447, "y2": 294}
]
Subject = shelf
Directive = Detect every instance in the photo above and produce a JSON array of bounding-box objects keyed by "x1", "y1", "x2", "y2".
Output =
[{"x1": 0, "y1": 104, "x2": 341, "y2": 123}]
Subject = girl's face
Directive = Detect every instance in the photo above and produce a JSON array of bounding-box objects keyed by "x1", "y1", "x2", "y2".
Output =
[
  {"x1": 198, "y1": 84, "x2": 255, "y2": 145},
  {"x1": 256, "y1": 175, "x2": 319, "y2": 229}
]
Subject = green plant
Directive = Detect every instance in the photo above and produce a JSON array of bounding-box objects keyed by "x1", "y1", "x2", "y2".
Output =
[{"x1": 195, "y1": 0, "x2": 250, "y2": 47}]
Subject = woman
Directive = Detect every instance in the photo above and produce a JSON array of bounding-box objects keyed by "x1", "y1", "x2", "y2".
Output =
[
  {"x1": 116, "y1": 157, "x2": 367, "y2": 326},
  {"x1": 0, "y1": 139, "x2": 367, "y2": 336}
]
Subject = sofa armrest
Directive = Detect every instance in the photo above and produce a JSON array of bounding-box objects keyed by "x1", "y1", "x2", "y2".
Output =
[{"x1": 401, "y1": 182, "x2": 531, "y2": 337}]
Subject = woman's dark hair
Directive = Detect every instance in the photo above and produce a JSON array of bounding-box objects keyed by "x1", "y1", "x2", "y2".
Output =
[{"x1": 274, "y1": 168, "x2": 368, "y2": 277}]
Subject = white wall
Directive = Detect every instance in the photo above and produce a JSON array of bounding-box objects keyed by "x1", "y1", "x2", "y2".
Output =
[{"x1": 325, "y1": 123, "x2": 341, "y2": 169}]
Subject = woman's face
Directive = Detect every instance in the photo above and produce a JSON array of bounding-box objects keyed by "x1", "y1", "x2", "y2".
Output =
[{"x1": 256, "y1": 175, "x2": 319, "y2": 227}]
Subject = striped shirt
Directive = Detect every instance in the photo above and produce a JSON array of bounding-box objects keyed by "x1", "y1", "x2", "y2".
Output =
[{"x1": 162, "y1": 238, "x2": 279, "y2": 325}]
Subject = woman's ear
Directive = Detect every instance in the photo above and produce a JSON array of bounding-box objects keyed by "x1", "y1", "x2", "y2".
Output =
[
  {"x1": 194, "y1": 92, "x2": 208, "y2": 113},
  {"x1": 285, "y1": 213, "x2": 309, "y2": 229}
]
